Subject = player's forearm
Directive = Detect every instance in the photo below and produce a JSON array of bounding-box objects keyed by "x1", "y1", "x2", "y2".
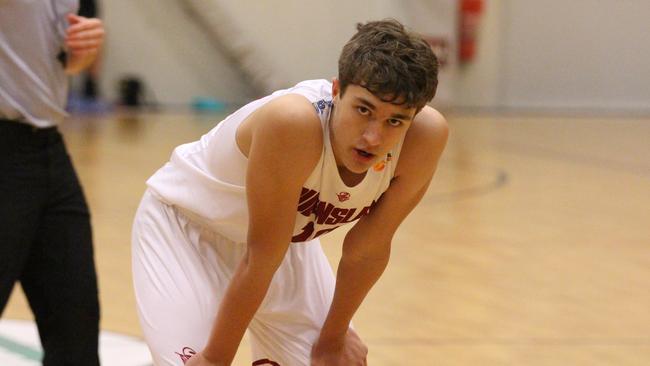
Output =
[
  {"x1": 202, "y1": 254, "x2": 277, "y2": 364},
  {"x1": 318, "y1": 248, "x2": 389, "y2": 342}
]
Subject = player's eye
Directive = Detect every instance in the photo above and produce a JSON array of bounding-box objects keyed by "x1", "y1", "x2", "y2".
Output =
[
  {"x1": 357, "y1": 106, "x2": 370, "y2": 115},
  {"x1": 388, "y1": 119, "x2": 403, "y2": 127}
]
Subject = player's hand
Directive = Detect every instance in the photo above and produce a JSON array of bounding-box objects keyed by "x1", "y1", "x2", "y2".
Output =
[
  {"x1": 65, "y1": 14, "x2": 104, "y2": 57},
  {"x1": 184, "y1": 351, "x2": 227, "y2": 366},
  {"x1": 311, "y1": 328, "x2": 368, "y2": 365}
]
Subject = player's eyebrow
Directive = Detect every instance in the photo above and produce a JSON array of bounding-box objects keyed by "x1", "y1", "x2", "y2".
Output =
[
  {"x1": 354, "y1": 96, "x2": 413, "y2": 120},
  {"x1": 355, "y1": 97, "x2": 377, "y2": 111}
]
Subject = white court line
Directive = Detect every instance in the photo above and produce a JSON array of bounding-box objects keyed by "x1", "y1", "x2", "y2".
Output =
[{"x1": 0, "y1": 319, "x2": 152, "y2": 366}]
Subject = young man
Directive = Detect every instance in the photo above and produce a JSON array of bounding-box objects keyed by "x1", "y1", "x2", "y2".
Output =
[
  {"x1": 132, "y1": 19, "x2": 448, "y2": 366},
  {"x1": 0, "y1": 1, "x2": 104, "y2": 365}
]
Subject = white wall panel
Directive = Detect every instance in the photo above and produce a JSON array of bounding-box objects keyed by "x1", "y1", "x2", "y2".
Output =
[{"x1": 500, "y1": 0, "x2": 650, "y2": 111}]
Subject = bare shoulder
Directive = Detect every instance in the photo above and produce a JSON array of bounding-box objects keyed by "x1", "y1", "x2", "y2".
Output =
[
  {"x1": 237, "y1": 94, "x2": 323, "y2": 160},
  {"x1": 394, "y1": 106, "x2": 449, "y2": 178},
  {"x1": 260, "y1": 94, "x2": 322, "y2": 128},
  {"x1": 407, "y1": 106, "x2": 449, "y2": 148}
]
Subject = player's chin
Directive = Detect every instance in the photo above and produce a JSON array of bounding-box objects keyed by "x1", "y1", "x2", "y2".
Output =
[{"x1": 346, "y1": 160, "x2": 374, "y2": 174}]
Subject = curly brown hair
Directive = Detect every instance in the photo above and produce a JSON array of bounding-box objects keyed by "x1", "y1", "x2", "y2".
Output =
[{"x1": 338, "y1": 19, "x2": 439, "y2": 110}]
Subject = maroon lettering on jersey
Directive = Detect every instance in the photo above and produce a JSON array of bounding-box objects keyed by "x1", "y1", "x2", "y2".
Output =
[
  {"x1": 313, "y1": 201, "x2": 335, "y2": 224},
  {"x1": 292, "y1": 221, "x2": 314, "y2": 242},
  {"x1": 325, "y1": 207, "x2": 349, "y2": 225},
  {"x1": 299, "y1": 187, "x2": 316, "y2": 200},
  {"x1": 351, "y1": 199, "x2": 379, "y2": 221},
  {"x1": 175, "y1": 347, "x2": 196, "y2": 364},
  {"x1": 342, "y1": 208, "x2": 358, "y2": 223},
  {"x1": 298, "y1": 188, "x2": 319, "y2": 216},
  {"x1": 293, "y1": 187, "x2": 380, "y2": 242}
]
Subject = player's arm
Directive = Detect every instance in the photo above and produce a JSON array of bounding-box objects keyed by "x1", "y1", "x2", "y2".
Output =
[
  {"x1": 64, "y1": 14, "x2": 104, "y2": 75},
  {"x1": 194, "y1": 95, "x2": 323, "y2": 366},
  {"x1": 312, "y1": 106, "x2": 449, "y2": 363}
]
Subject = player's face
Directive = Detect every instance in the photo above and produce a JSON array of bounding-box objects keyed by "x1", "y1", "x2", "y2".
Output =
[{"x1": 329, "y1": 79, "x2": 417, "y2": 175}]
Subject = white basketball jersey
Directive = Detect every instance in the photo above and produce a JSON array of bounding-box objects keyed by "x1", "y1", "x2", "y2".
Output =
[{"x1": 147, "y1": 79, "x2": 404, "y2": 243}]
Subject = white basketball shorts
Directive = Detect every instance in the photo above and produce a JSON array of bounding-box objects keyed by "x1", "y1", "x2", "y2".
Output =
[{"x1": 132, "y1": 190, "x2": 337, "y2": 365}]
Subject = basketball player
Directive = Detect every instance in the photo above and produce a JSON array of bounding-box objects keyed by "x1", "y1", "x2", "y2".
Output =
[
  {"x1": 132, "y1": 19, "x2": 448, "y2": 366},
  {"x1": 0, "y1": 1, "x2": 104, "y2": 365}
]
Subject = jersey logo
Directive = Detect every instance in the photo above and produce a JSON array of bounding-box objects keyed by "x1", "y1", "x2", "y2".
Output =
[
  {"x1": 175, "y1": 347, "x2": 196, "y2": 364},
  {"x1": 313, "y1": 99, "x2": 333, "y2": 115},
  {"x1": 337, "y1": 191, "x2": 350, "y2": 202}
]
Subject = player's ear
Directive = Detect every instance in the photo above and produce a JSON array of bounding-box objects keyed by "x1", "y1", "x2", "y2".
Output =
[{"x1": 331, "y1": 78, "x2": 340, "y2": 100}]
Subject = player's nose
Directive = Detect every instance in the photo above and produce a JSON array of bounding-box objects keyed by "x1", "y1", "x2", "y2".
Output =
[{"x1": 361, "y1": 120, "x2": 382, "y2": 147}]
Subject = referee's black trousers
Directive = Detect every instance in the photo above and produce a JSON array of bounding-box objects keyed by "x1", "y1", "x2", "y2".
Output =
[{"x1": 0, "y1": 119, "x2": 100, "y2": 366}]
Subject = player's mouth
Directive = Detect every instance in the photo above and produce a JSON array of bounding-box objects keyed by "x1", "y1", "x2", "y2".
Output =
[{"x1": 354, "y1": 148, "x2": 375, "y2": 162}]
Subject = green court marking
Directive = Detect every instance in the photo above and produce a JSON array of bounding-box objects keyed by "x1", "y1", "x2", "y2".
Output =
[{"x1": 0, "y1": 334, "x2": 42, "y2": 361}]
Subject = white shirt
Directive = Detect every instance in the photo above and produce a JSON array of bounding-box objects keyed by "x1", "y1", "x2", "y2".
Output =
[{"x1": 0, "y1": 0, "x2": 78, "y2": 127}]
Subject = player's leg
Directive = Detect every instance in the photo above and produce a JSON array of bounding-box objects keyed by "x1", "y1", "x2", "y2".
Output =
[
  {"x1": 0, "y1": 121, "x2": 44, "y2": 314},
  {"x1": 132, "y1": 190, "x2": 246, "y2": 365},
  {"x1": 248, "y1": 238, "x2": 337, "y2": 365},
  {"x1": 19, "y1": 132, "x2": 100, "y2": 366}
]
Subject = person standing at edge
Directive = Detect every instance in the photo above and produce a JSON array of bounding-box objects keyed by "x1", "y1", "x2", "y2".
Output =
[{"x1": 0, "y1": 1, "x2": 104, "y2": 365}]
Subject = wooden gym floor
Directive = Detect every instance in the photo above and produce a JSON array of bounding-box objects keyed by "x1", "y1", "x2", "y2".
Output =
[{"x1": 4, "y1": 110, "x2": 650, "y2": 365}]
